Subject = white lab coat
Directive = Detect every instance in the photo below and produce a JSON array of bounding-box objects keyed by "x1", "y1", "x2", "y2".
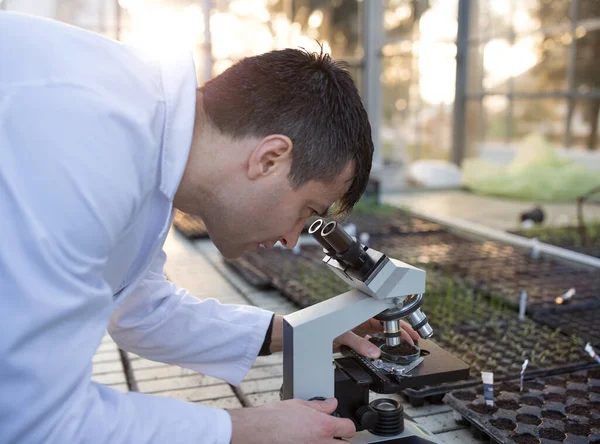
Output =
[{"x1": 0, "y1": 12, "x2": 273, "y2": 444}]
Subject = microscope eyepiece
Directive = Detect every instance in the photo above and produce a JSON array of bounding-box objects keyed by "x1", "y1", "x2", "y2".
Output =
[
  {"x1": 309, "y1": 219, "x2": 334, "y2": 252},
  {"x1": 312, "y1": 220, "x2": 375, "y2": 273},
  {"x1": 321, "y1": 221, "x2": 354, "y2": 254}
]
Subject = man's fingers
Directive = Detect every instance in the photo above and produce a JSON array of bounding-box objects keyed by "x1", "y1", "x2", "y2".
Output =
[
  {"x1": 331, "y1": 417, "x2": 356, "y2": 439},
  {"x1": 400, "y1": 329, "x2": 415, "y2": 345},
  {"x1": 305, "y1": 397, "x2": 338, "y2": 414},
  {"x1": 400, "y1": 320, "x2": 420, "y2": 341},
  {"x1": 338, "y1": 331, "x2": 380, "y2": 358}
]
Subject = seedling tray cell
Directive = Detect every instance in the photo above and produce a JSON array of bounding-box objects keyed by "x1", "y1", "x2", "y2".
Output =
[
  {"x1": 445, "y1": 368, "x2": 600, "y2": 444},
  {"x1": 172, "y1": 212, "x2": 210, "y2": 240}
]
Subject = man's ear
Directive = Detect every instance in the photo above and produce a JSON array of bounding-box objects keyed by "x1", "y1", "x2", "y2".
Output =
[{"x1": 247, "y1": 135, "x2": 293, "y2": 180}]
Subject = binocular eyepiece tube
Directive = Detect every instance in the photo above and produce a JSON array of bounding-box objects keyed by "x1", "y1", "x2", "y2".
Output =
[{"x1": 309, "y1": 219, "x2": 374, "y2": 272}]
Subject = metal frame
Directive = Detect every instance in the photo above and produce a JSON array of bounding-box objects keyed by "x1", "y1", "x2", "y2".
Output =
[
  {"x1": 452, "y1": 0, "x2": 471, "y2": 165},
  {"x1": 406, "y1": 208, "x2": 600, "y2": 269},
  {"x1": 455, "y1": 0, "x2": 600, "y2": 161},
  {"x1": 364, "y1": 0, "x2": 384, "y2": 170}
]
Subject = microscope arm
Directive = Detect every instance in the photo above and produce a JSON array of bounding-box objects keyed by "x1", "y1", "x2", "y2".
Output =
[{"x1": 282, "y1": 289, "x2": 391, "y2": 401}]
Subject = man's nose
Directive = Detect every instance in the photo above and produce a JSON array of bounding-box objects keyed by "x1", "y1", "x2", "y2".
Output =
[{"x1": 279, "y1": 220, "x2": 305, "y2": 249}]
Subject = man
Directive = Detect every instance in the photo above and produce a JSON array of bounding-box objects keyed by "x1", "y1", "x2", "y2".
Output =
[{"x1": 0, "y1": 12, "x2": 418, "y2": 444}]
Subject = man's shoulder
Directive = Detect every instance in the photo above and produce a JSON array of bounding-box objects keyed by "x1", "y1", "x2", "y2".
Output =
[{"x1": 0, "y1": 12, "x2": 164, "y2": 107}]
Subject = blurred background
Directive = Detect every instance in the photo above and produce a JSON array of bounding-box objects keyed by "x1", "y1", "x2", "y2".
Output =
[{"x1": 2, "y1": 0, "x2": 599, "y2": 193}]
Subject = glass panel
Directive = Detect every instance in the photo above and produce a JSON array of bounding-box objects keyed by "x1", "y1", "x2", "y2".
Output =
[
  {"x1": 570, "y1": 99, "x2": 600, "y2": 151},
  {"x1": 467, "y1": 44, "x2": 485, "y2": 94},
  {"x1": 118, "y1": 1, "x2": 206, "y2": 60},
  {"x1": 513, "y1": 33, "x2": 567, "y2": 92},
  {"x1": 417, "y1": 0, "x2": 458, "y2": 43},
  {"x1": 579, "y1": 1, "x2": 600, "y2": 22},
  {"x1": 464, "y1": 97, "x2": 510, "y2": 154},
  {"x1": 529, "y1": 0, "x2": 571, "y2": 31},
  {"x1": 465, "y1": 99, "x2": 484, "y2": 158},
  {"x1": 574, "y1": 27, "x2": 600, "y2": 95},
  {"x1": 417, "y1": 41, "x2": 456, "y2": 105},
  {"x1": 291, "y1": 0, "x2": 364, "y2": 59},
  {"x1": 513, "y1": 0, "x2": 542, "y2": 36},
  {"x1": 208, "y1": 0, "x2": 365, "y2": 64},
  {"x1": 475, "y1": 0, "x2": 513, "y2": 40},
  {"x1": 381, "y1": 56, "x2": 413, "y2": 164},
  {"x1": 384, "y1": 0, "x2": 420, "y2": 42},
  {"x1": 418, "y1": 102, "x2": 454, "y2": 160},
  {"x1": 481, "y1": 39, "x2": 514, "y2": 93},
  {"x1": 482, "y1": 95, "x2": 509, "y2": 143},
  {"x1": 511, "y1": 99, "x2": 567, "y2": 146}
]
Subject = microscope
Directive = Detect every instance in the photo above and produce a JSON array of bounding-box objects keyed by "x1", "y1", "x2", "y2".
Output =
[{"x1": 282, "y1": 219, "x2": 469, "y2": 443}]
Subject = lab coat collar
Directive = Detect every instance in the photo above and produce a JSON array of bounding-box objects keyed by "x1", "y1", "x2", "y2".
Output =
[{"x1": 158, "y1": 52, "x2": 198, "y2": 200}]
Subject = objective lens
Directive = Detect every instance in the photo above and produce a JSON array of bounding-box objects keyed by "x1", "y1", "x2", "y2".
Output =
[{"x1": 405, "y1": 308, "x2": 433, "y2": 339}]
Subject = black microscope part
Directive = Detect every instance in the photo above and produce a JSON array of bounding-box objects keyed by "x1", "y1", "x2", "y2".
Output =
[
  {"x1": 311, "y1": 220, "x2": 381, "y2": 280},
  {"x1": 369, "y1": 398, "x2": 405, "y2": 436}
]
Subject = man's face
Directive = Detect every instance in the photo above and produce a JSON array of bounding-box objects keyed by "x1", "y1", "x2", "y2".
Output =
[{"x1": 207, "y1": 161, "x2": 354, "y2": 259}]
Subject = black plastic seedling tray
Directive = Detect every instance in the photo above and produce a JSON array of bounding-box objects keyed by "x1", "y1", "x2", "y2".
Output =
[
  {"x1": 172, "y1": 211, "x2": 210, "y2": 240},
  {"x1": 378, "y1": 235, "x2": 600, "y2": 312},
  {"x1": 224, "y1": 255, "x2": 272, "y2": 289},
  {"x1": 224, "y1": 245, "x2": 339, "y2": 297},
  {"x1": 345, "y1": 212, "x2": 445, "y2": 236},
  {"x1": 444, "y1": 368, "x2": 600, "y2": 444},
  {"x1": 401, "y1": 318, "x2": 598, "y2": 407},
  {"x1": 532, "y1": 305, "x2": 600, "y2": 348},
  {"x1": 226, "y1": 231, "x2": 600, "y2": 314}
]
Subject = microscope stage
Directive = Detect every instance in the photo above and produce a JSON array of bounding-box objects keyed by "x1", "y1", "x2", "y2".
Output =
[{"x1": 337, "y1": 339, "x2": 469, "y2": 393}]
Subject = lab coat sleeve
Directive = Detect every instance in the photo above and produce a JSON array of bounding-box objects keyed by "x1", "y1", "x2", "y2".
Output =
[
  {"x1": 0, "y1": 85, "x2": 232, "y2": 444},
  {"x1": 108, "y1": 249, "x2": 274, "y2": 385}
]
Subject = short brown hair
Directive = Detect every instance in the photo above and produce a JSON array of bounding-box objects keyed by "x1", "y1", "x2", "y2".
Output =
[{"x1": 199, "y1": 47, "x2": 373, "y2": 214}]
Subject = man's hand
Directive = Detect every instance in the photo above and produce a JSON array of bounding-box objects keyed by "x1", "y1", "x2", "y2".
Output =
[
  {"x1": 333, "y1": 318, "x2": 419, "y2": 359},
  {"x1": 228, "y1": 398, "x2": 355, "y2": 444},
  {"x1": 269, "y1": 315, "x2": 419, "y2": 359}
]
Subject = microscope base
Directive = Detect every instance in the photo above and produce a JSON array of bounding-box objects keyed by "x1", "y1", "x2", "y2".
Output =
[{"x1": 350, "y1": 419, "x2": 440, "y2": 444}]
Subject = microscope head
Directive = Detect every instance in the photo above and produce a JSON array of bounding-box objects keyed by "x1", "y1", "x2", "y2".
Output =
[{"x1": 309, "y1": 219, "x2": 433, "y2": 341}]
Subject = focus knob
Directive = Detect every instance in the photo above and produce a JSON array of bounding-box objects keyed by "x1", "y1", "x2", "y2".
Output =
[{"x1": 355, "y1": 405, "x2": 379, "y2": 430}]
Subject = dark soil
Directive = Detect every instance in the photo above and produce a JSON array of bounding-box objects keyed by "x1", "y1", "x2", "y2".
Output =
[
  {"x1": 469, "y1": 403, "x2": 498, "y2": 415},
  {"x1": 519, "y1": 395, "x2": 543, "y2": 407},
  {"x1": 541, "y1": 410, "x2": 565, "y2": 420},
  {"x1": 590, "y1": 385, "x2": 600, "y2": 393},
  {"x1": 497, "y1": 383, "x2": 520, "y2": 393},
  {"x1": 539, "y1": 428, "x2": 566, "y2": 441},
  {"x1": 566, "y1": 389, "x2": 588, "y2": 399},
  {"x1": 564, "y1": 422, "x2": 591, "y2": 436},
  {"x1": 526, "y1": 381, "x2": 545, "y2": 390},
  {"x1": 589, "y1": 369, "x2": 600, "y2": 379},
  {"x1": 569, "y1": 374, "x2": 588, "y2": 383},
  {"x1": 496, "y1": 399, "x2": 520, "y2": 410},
  {"x1": 515, "y1": 414, "x2": 541, "y2": 426},
  {"x1": 490, "y1": 418, "x2": 516, "y2": 431},
  {"x1": 590, "y1": 416, "x2": 600, "y2": 427},
  {"x1": 566, "y1": 404, "x2": 589, "y2": 416},
  {"x1": 453, "y1": 391, "x2": 477, "y2": 401},
  {"x1": 512, "y1": 433, "x2": 541, "y2": 444},
  {"x1": 381, "y1": 342, "x2": 419, "y2": 357},
  {"x1": 543, "y1": 393, "x2": 567, "y2": 403}
]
